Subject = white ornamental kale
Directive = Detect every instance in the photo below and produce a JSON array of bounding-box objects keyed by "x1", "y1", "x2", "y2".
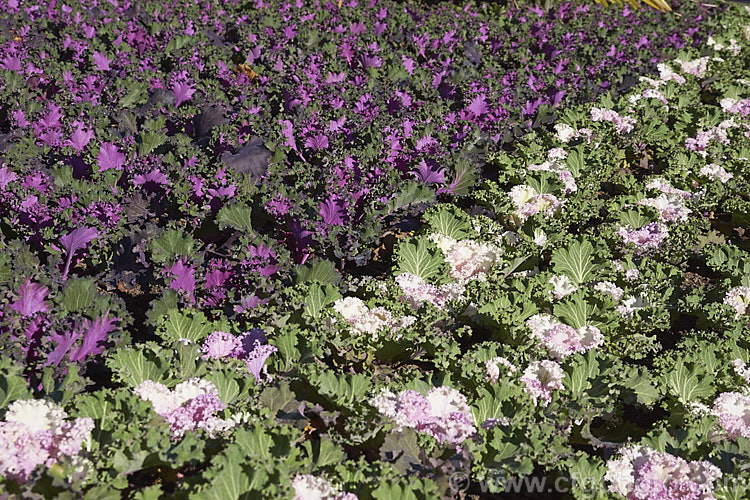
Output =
[
  {"x1": 554, "y1": 123, "x2": 593, "y2": 144},
  {"x1": 549, "y1": 274, "x2": 577, "y2": 300},
  {"x1": 712, "y1": 391, "x2": 750, "y2": 439},
  {"x1": 699, "y1": 163, "x2": 733, "y2": 183},
  {"x1": 485, "y1": 356, "x2": 517, "y2": 383},
  {"x1": 291, "y1": 474, "x2": 357, "y2": 500},
  {"x1": 332, "y1": 296, "x2": 414, "y2": 339},
  {"x1": 731, "y1": 358, "x2": 750, "y2": 383},
  {"x1": 617, "y1": 294, "x2": 651, "y2": 320},
  {"x1": 723, "y1": 286, "x2": 750, "y2": 318},
  {"x1": 590, "y1": 107, "x2": 637, "y2": 134},
  {"x1": 508, "y1": 185, "x2": 563, "y2": 224},
  {"x1": 427, "y1": 233, "x2": 503, "y2": 283},
  {"x1": 675, "y1": 56, "x2": 711, "y2": 78},
  {"x1": 527, "y1": 148, "x2": 577, "y2": 194},
  {"x1": 395, "y1": 272, "x2": 465, "y2": 310},
  {"x1": 594, "y1": 281, "x2": 625, "y2": 302}
]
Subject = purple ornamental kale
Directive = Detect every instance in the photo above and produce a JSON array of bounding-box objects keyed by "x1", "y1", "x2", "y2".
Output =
[
  {"x1": 304, "y1": 134, "x2": 329, "y2": 151},
  {"x1": 414, "y1": 160, "x2": 446, "y2": 185},
  {"x1": 200, "y1": 328, "x2": 276, "y2": 381},
  {"x1": 167, "y1": 259, "x2": 197, "y2": 303},
  {"x1": 319, "y1": 198, "x2": 344, "y2": 226},
  {"x1": 46, "y1": 312, "x2": 117, "y2": 366},
  {"x1": 69, "y1": 311, "x2": 117, "y2": 362},
  {"x1": 59, "y1": 227, "x2": 99, "y2": 279},
  {"x1": 467, "y1": 94, "x2": 488, "y2": 117},
  {"x1": 92, "y1": 52, "x2": 111, "y2": 71},
  {"x1": 97, "y1": 143, "x2": 125, "y2": 172},
  {"x1": 172, "y1": 82, "x2": 196, "y2": 107},
  {"x1": 68, "y1": 126, "x2": 94, "y2": 152},
  {"x1": 10, "y1": 279, "x2": 50, "y2": 317},
  {"x1": 0, "y1": 165, "x2": 18, "y2": 190}
]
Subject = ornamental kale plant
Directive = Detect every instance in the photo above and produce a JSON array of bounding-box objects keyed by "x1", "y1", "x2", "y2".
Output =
[{"x1": 2, "y1": 0, "x2": 750, "y2": 497}]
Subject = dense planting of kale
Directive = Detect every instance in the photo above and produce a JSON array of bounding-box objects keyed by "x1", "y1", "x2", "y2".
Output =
[
  {"x1": 0, "y1": 0, "x2": 715, "y2": 367},
  {"x1": 3, "y1": 0, "x2": 750, "y2": 498}
]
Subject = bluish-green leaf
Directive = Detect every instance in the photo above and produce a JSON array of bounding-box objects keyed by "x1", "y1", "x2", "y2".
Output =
[{"x1": 396, "y1": 239, "x2": 444, "y2": 281}]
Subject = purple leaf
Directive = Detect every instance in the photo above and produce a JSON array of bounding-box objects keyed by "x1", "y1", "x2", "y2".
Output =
[
  {"x1": 46, "y1": 330, "x2": 80, "y2": 366},
  {"x1": 0, "y1": 55, "x2": 22, "y2": 71},
  {"x1": 233, "y1": 294, "x2": 270, "y2": 314},
  {"x1": 279, "y1": 119, "x2": 296, "y2": 150},
  {"x1": 239, "y1": 328, "x2": 267, "y2": 355},
  {"x1": 285, "y1": 220, "x2": 314, "y2": 264},
  {"x1": 97, "y1": 142, "x2": 125, "y2": 171},
  {"x1": 172, "y1": 81, "x2": 196, "y2": 107},
  {"x1": 414, "y1": 160, "x2": 446, "y2": 185},
  {"x1": 10, "y1": 279, "x2": 50, "y2": 317},
  {"x1": 168, "y1": 259, "x2": 196, "y2": 302},
  {"x1": 132, "y1": 169, "x2": 169, "y2": 186},
  {"x1": 551, "y1": 90, "x2": 566, "y2": 106},
  {"x1": 244, "y1": 338, "x2": 278, "y2": 382},
  {"x1": 521, "y1": 98, "x2": 543, "y2": 117},
  {"x1": 69, "y1": 127, "x2": 94, "y2": 152},
  {"x1": 92, "y1": 51, "x2": 111, "y2": 71},
  {"x1": 438, "y1": 162, "x2": 476, "y2": 196},
  {"x1": 304, "y1": 134, "x2": 329, "y2": 151},
  {"x1": 60, "y1": 227, "x2": 99, "y2": 255},
  {"x1": 319, "y1": 199, "x2": 344, "y2": 226},
  {"x1": 467, "y1": 94, "x2": 488, "y2": 117},
  {"x1": 220, "y1": 137, "x2": 271, "y2": 179},
  {"x1": 39, "y1": 129, "x2": 62, "y2": 147},
  {"x1": 69, "y1": 312, "x2": 117, "y2": 362},
  {"x1": 60, "y1": 227, "x2": 99, "y2": 279},
  {"x1": 0, "y1": 165, "x2": 18, "y2": 190},
  {"x1": 39, "y1": 104, "x2": 63, "y2": 128}
]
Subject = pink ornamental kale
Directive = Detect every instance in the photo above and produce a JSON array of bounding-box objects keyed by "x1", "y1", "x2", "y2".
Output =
[
  {"x1": 526, "y1": 315, "x2": 603, "y2": 360},
  {"x1": 617, "y1": 222, "x2": 669, "y2": 255},
  {"x1": 720, "y1": 98, "x2": 750, "y2": 116},
  {"x1": 520, "y1": 360, "x2": 565, "y2": 406},
  {"x1": 0, "y1": 399, "x2": 94, "y2": 482},
  {"x1": 590, "y1": 107, "x2": 636, "y2": 134},
  {"x1": 134, "y1": 379, "x2": 233, "y2": 439},
  {"x1": 394, "y1": 272, "x2": 464, "y2": 310},
  {"x1": 200, "y1": 329, "x2": 277, "y2": 382},
  {"x1": 201, "y1": 331, "x2": 245, "y2": 359},
  {"x1": 712, "y1": 392, "x2": 750, "y2": 439},
  {"x1": 605, "y1": 446, "x2": 721, "y2": 500},
  {"x1": 371, "y1": 386, "x2": 476, "y2": 446}
]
